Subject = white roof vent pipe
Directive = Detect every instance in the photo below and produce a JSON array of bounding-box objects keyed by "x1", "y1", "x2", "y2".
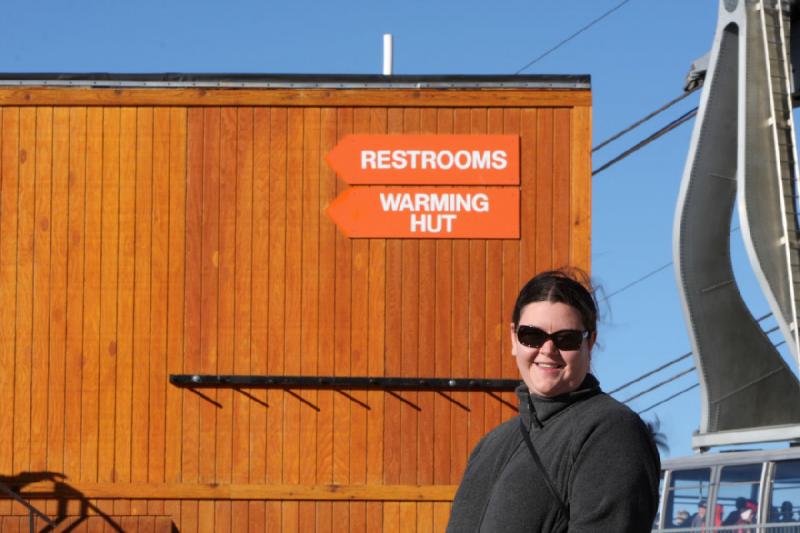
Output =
[{"x1": 383, "y1": 34, "x2": 393, "y2": 76}]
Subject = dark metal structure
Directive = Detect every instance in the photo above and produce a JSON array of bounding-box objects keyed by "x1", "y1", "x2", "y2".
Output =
[
  {"x1": 169, "y1": 375, "x2": 521, "y2": 392},
  {"x1": 674, "y1": 0, "x2": 800, "y2": 449}
]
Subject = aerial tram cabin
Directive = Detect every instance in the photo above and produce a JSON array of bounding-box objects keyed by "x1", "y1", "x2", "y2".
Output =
[{"x1": 655, "y1": 448, "x2": 800, "y2": 531}]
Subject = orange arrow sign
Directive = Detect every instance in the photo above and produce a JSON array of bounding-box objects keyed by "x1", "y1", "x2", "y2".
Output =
[
  {"x1": 326, "y1": 135, "x2": 519, "y2": 185},
  {"x1": 326, "y1": 187, "x2": 519, "y2": 239}
]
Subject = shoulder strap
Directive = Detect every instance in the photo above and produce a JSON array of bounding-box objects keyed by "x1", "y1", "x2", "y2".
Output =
[{"x1": 518, "y1": 418, "x2": 569, "y2": 518}]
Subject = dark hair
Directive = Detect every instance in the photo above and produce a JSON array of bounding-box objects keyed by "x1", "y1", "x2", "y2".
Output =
[
  {"x1": 735, "y1": 497, "x2": 747, "y2": 510},
  {"x1": 511, "y1": 268, "x2": 598, "y2": 334}
]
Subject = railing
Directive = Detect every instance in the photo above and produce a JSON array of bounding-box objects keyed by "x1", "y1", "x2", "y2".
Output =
[
  {"x1": 758, "y1": 0, "x2": 800, "y2": 356},
  {"x1": 653, "y1": 523, "x2": 800, "y2": 532}
]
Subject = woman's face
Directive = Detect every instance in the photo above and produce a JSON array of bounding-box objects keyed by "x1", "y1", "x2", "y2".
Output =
[{"x1": 511, "y1": 300, "x2": 593, "y2": 397}]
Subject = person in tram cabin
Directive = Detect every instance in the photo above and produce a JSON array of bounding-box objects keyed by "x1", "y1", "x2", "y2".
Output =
[
  {"x1": 673, "y1": 510, "x2": 691, "y2": 527},
  {"x1": 690, "y1": 500, "x2": 707, "y2": 529},
  {"x1": 776, "y1": 500, "x2": 800, "y2": 533},
  {"x1": 723, "y1": 497, "x2": 748, "y2": 526},
  {"x1": 446, "y1": 269, "x2": 661, "y2": 532},
  {"x1": 779, "y1": 500, "x2": 796, "y2": 523},
  {"x1": 734, "y1": 500, "x2": 756, "y2": 532}
]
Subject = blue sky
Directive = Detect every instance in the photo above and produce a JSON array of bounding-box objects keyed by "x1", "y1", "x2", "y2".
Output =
[{"x1": 1, "y1": 0, "x2": 784, "y2": 459}]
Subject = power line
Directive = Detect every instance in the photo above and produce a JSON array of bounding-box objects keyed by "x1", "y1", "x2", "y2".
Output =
[
  {"x1": 592, "y1": 107, "x2": 698, "y2": 176},
  {"x1": 634, "y1": 339, "x2": 785, "y2": 414},
  {"x1": 598, "y1": 262, "x2": 672, "y2": 303},
  {"x1": 634, "y1": 325, "x2": 787, "y2": 414},
  {"x1": 600, "y1": 225, "x2": 746, "y2": 305},
  {"x1": 608, "y1": 352, "x2": 692, "y2": 395},
  {"x1": 613, "y1": 318, "x2": 780, "y2": 414},
  {"x1": 622, "y1": 366, "x2": 696, "y2": 404},
  {"x1": 515, "y1": 0, "x2": 633, "y2": 74},
  {"x1": 637, "y1": 383, "x2": 699, "y2": 415},
  {"x1": 623, "y1": 339, "x2": 783, "y2": 409},
  {"x1": 608, "y1": 312, "x2": 773, "y2": 395},
  {"x1": 593, "y1": 89, "x2": 699, "y2": 152}
]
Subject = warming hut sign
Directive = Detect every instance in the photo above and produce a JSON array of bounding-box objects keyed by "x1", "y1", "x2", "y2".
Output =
[{"x1": 325, "y1": 135, "x2": 520, "y2": 238}]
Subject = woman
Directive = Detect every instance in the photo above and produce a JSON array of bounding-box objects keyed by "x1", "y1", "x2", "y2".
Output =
[{"x1": 446, "y1": 269, "x2": 661, "y2": 532}]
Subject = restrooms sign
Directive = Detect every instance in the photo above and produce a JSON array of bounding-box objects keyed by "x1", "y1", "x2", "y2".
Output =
[{"x1": 325, "y1": 135, "x2": 520, "y2": 239}]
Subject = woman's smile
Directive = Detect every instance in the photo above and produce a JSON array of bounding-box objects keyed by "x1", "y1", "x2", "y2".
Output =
[{"x1": 534, "y1": 361, "x2": 565, "y2": 370}]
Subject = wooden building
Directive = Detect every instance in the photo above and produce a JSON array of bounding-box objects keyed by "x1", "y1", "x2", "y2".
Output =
[{"x1": 0, "y1": 75, "x2": 591, "y2": 532}]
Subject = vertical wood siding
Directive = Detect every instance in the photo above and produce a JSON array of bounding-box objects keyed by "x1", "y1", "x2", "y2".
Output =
[{"x1": 0, "y1": 94, "x2": 591, "y2": 532}]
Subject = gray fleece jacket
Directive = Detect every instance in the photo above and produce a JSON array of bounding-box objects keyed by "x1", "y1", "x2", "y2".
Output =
[{"x1": 446, "y1": 374, "x2": 660, "y2": 533}]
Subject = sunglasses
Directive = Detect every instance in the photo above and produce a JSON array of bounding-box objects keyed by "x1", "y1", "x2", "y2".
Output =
[{"x1": 516, "y1": 325, "x2": 589, "y2": 351}]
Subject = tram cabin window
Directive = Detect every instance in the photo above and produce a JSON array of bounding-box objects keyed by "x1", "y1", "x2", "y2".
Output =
[
  {"x1": 655, "y1": 472, "x2": 664, "y2": 530},
  {"x1": 718, "y1": 463, "x2": 762, "y2": 529},
  {"x1": 768, "y1": 460, "x2": 800, "y2": 532},
  {"x1": 665, "y1": 468, "x2": 710, "y2": 529}
]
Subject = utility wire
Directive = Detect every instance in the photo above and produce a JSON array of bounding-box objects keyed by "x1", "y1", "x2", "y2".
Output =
[
  {"x1": 608, "y1": 312, "x2": 773, "y2": 395},
  {"x1": 615, "y1": 319, "x2": 780, "y2": 413},
  {"x1": 608, "y1": 352, "x2": 692, "y2": 395},
  {"x1": 593, "y1": 89, "x2": 699, "y2": 152},
  {"x1": 636, "y1": 326, "x2": 786, "y2": 414},
  {"x1": 515, "y1": 0, "x2": 633, "y2": 74},
  {"x1": 599, "y1": 262, "x2": 672, "y2": 303},
  {"x1": 635, "y1": 324, "x2": 786, "y2": 414},
  {"x1": 600, "y1": 224, "x2": 742, "y2": 304},
  {"x1": 592, "y1": 107, "x2": 698, "y2": 176},
  {"x1": 620, "y1": 327, "x2": 782, "y2": 406},
  {"x1": 622, "y1": 366, "x2": 696, "y2": 404},
  {"x1": 638, "y1": 383, "x2": 700, "y2": 415}
]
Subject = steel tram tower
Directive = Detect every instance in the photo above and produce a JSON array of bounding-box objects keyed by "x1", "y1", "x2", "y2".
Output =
[{"x1": 674, "y1": 0, "x2": 800, "y2": 450}]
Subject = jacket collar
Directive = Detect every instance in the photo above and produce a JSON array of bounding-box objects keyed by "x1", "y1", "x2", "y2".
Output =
[{"x1": 517, "y1": 374, "x2": 602, "y2": 429}]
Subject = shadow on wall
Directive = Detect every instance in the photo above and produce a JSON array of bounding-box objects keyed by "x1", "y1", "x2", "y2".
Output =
[{"x1": 0, "y1": 472, "x2": 177, "y2": 532}]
